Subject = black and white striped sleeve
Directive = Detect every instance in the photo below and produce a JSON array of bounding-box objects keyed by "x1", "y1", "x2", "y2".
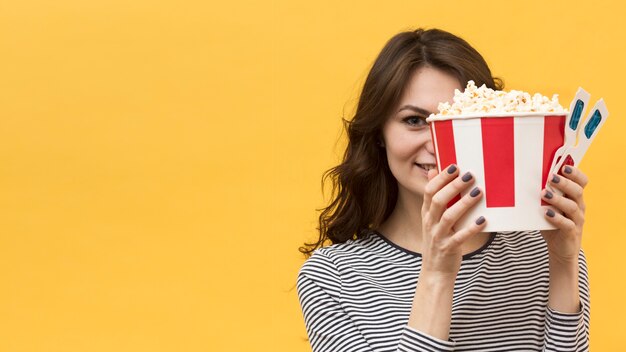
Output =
[
  {"x1": 297, "y1": 250, "x2": 457, "y2": 352},
  {"x1": 543, "y1": 249, "x2": 591, "y2": 351}
]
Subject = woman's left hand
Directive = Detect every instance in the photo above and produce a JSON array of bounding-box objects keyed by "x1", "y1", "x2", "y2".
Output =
[{"x1": 540, "y1": 165, "x2": 589, "y2": 264}]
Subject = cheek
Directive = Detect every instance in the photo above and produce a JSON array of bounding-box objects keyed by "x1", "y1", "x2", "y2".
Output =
[
  {"x1": 386, "y1": 133, "x2": 421, "y2": 159},
  {"x1": 384, "y1": 135, "x2": 418, "y2": 177}
]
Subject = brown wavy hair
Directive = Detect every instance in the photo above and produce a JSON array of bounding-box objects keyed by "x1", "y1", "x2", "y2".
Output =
[{"x1": 300, "y1": 28, "x2": 504, "y2": 257}]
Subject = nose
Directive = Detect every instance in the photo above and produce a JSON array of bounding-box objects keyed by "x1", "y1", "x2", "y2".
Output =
[{"x1": 425, "y1": 135, "x2": 435, "y2": 154}]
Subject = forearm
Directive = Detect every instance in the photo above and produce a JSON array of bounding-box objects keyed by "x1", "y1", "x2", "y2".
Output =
[
  {"x1": 407, "y1": 271, "x2": 456, "y2": 341},
  {"x1": 548, "y1": 256, "x2": 581, "y2": 313},
  {"x1": 543, "y1": 251, "x2": 589, "y2": 351}
]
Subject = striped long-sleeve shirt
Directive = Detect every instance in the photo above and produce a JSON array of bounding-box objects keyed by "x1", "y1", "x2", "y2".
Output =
[{"x1": 296, "y1": 230, "x2": 590, "y2": 351}]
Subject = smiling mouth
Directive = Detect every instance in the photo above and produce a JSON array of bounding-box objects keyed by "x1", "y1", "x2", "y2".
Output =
[{"x1": 415, "y1": 163, "x2": 437, "y2": 171}]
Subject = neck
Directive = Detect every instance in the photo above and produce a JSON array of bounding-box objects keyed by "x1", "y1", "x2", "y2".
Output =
[
  {"x1": 377, "y1": 187, "x2": 493, "y2": 256},
  {"x1": 378, "y1": 187, "x2": 424, "y2": 250}
]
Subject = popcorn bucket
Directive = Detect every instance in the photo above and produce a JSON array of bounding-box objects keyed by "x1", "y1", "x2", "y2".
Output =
[{"x1": 428, "y1": 113, "x2": 567, "y2": 232}]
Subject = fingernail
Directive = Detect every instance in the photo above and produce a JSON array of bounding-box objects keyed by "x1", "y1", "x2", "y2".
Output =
[
  {"x1": 447, "y1": 164, "x2": 457, "y2": 174},
  {"x1": 462, "y1": 172, "x2": 473, "y2": 182},
  {"x1": 470, "y1": 187, "x2": 481, "y2": 197},
  {"x1": 564, "y1": 166, "x2": 573, "y2": 174},
  {"x1": 551, "y1": 175, "x2": 560, "y2": 183},
  {"x1": 544, "y1": 190, "x2": 553, "y2": 199},
  {"x1": 476, "y1": 216, "x2": 486, "y2": 225},
  {"x1": 546, "y1": 209, "x2": 555, "y2": 217}
]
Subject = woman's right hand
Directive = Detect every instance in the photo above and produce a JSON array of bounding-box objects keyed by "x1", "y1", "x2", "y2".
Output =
[
  {"x1": 407, "y1": 163, "x2": 487, "y2": 340},
  {"x1": 420, "y1": 164, "x2": 487, "y2": 279}
]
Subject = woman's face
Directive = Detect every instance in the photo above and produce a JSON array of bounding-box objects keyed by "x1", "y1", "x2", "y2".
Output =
[{"x1": 381, "y1": 66, "x2": 462, "y2": 197}]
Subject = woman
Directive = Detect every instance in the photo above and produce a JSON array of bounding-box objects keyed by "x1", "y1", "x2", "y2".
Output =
[{"x1": 297, "y1": 28, "x2": 590, "y2": 351}]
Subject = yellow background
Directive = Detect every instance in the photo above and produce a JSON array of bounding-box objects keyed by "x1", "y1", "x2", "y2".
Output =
[{"x1": 0, "y1": 0, "x2": 624, "y2": 351}]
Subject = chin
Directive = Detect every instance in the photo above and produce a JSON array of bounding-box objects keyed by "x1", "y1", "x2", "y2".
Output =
[{"x1": 397, "y1": 180, "x2": 426, "y2": 198}]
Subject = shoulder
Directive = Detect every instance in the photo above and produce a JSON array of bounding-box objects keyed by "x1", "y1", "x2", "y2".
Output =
[
  {"x1": 298, "y1": 232, "x2": 379, "y2": 275},
  {"x1": 296, "y1": 235, "x2": 366, "y2": 302},
  {"x1": 297, "y1": 232, "x2": 389, "y2": 284}
]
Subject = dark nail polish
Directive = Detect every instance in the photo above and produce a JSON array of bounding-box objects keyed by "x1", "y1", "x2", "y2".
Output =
[
  {"x1": 476, "y1": 216, "x2": 486, "y2": 225},
  {"x1": 544, "y1": 190, "x2": 553, "y2": 199},
  {"x1": 447, "y1": 164, "x2": 457, "y2": 174},
  {"x1": 564, "y1": 166, "x2": 573, "y2": 174},
  {"x1": 546, "y1": 209, "x2": 555, "y2": 218},
  {"x1": 551, "y1": 175, "x2": 560, "y2": 183},
  {"x1": 470, "y1": 187, "x2": 481, "y2": 197},
  {"x1": 462, "y1": 172, "x2": 473, "y2": 182}
]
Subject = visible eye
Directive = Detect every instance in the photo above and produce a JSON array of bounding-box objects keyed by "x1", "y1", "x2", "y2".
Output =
[{"x1": 402, "y1": 115, "x2": 428, "y2": 127}]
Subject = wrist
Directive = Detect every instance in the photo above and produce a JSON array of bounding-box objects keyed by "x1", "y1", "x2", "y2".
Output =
[
  {"x1": 547, "y1": 244, "x2": 581, "y2": 266},
  {"x1": 419, "y1": 269, "x2": 457, "y2": 287},
  {"x1": 548, "y1": 256, "x2": 580, "y2": 313},
  {"x1": 548, "y1": 254, "x2": 579, "y2": 274}
]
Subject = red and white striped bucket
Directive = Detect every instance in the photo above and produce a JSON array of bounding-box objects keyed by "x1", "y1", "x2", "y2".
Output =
[{"x1": 429, "y1": 113, "x2": 566, "y2": 232}]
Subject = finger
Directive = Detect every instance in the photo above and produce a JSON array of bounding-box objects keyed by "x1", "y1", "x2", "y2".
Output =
[
  {"x1": 542, "y1": 189, "x2": 584, "y2": 226},
  {"x1": 448, "y1": 215, "x2": 487, "y2": 248},
  {"x1": 548, "y1": 173, "x2": 586, "y2": 213},
  {"x1": 544, "y1": 207, "x2": 578, "y2": 233},
  {"x1": 437, "y1": 186, "x2": 484, "y2": 235},
  {"x1": 561, "y1": 165, "x2": 589, "y2": 189},
  {"x1": 428, "y1": 168, "x2": 438, "y2": 181},
  {"x1": 428, "y1": 171, "x2": 476, "y2": 221},
  {"x1": 423, "y1": 164, "x2": 459, "y2": 210}
]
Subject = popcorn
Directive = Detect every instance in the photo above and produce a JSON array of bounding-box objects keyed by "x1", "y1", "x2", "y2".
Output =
[
  {"x1": 430, "y1": 81, "x2": 567, "y2": 118},
  {"x1": 427, "y1": 84, "x2": 607, "y2": 232}
]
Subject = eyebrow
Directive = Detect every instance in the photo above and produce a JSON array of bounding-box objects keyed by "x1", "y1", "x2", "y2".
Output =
[{"x1": 397, "y1": 105, "x2": 434, "y2": 116}]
